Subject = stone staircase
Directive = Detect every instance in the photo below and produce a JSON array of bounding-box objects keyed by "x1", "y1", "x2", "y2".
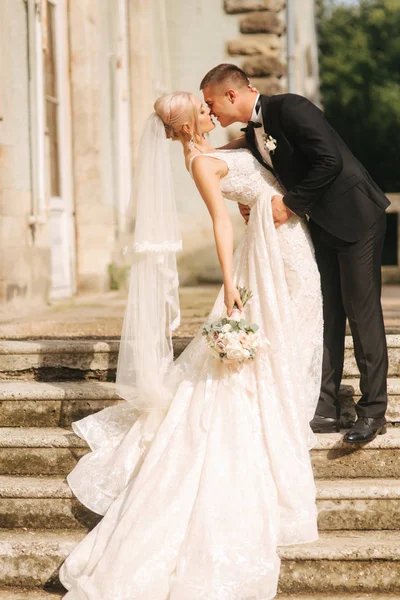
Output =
[{"x1": 0, "y1": 336, "x2": 399, "y2": 599}]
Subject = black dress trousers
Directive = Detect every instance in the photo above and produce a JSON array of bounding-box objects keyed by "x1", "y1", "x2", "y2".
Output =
[{"x1": 309, "y1": 213, "x2": 388, "y2": 420}]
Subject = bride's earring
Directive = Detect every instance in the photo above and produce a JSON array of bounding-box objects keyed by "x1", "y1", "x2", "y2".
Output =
[{"x1": 188, "y1": 136, "x2": 195, "y2": 151}]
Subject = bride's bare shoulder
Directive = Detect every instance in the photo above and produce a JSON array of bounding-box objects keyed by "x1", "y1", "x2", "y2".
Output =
[{"x1": 188, "y1": 153, "x2": 229, "y2": 180}]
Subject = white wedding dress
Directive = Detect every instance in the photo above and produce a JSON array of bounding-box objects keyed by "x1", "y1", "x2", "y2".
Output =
[{"x1": 60, "y1": 148, "x2": 323, "y2": 600}]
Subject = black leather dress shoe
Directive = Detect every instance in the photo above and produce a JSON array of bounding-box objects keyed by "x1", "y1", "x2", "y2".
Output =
[
  {"x1": 310, "y1": 414, "x2": 340, "y2": 433},
  {"x1": 343, "y1": 417, "x2": 387, "y2": 444}
]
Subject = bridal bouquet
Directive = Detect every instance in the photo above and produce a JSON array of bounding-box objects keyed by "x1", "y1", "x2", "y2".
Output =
[{"x1": 202, "y1": 287, "x2": 260, "y2": 365}]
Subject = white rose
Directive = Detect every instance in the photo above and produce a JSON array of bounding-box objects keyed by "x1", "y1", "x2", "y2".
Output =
[
  {"x1": 230, "y1": 308, "x2": 243, "y2": 322},
  {"x1": 266, "y1": 140, "x2": 276, "y2": 152},
  {"x1": 226, "y1": 341, "x2": 246, "y2": 361},
  {"x1": 222, "y1": 332, "x2": 235, "y2": 344},
  {"x1": 222, "y1": 324, "x2": 232, "y2": 333}
]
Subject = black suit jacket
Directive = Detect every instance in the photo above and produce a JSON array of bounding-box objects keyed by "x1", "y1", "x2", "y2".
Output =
[{"x1": 244, "y1": 94, "x2": 390, "y2": 242}]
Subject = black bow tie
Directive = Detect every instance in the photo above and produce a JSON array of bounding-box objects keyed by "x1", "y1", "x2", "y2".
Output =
[{"x1": 240, "y1": 121, "x2": 262, "y2": 133}]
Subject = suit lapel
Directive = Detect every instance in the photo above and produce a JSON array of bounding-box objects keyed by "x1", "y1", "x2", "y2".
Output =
[
  {"x1": 245, "y1": 123, "x2": 275, "y2": 175},
  {"x1": 260, "y1": 95, "x2": 287, "y2": 192},
  {"x1": 260, "y1": 95, "x2": 272, "y2": 135}
]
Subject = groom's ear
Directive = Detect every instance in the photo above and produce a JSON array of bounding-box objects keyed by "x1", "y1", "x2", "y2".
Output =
[{"x1": 226, "y1": 89, "x2": 237, "y2": 104}]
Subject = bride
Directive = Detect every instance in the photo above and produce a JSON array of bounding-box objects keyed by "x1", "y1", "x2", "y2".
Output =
[{"x1": 60, "y1": 91, "x2": 323, "y2": 599}]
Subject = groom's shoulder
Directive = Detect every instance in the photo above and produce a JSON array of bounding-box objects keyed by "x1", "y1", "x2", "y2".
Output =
[
  {"x1": 262, "y1": 94, "x2": 323, "y2": 122},
  {"x1": 262, "y1": 93, "x2": 316, "y2": 107}
]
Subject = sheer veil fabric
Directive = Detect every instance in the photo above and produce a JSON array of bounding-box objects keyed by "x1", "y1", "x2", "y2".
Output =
[
  {"x1": 60, "y1": 141, "x2": 323, "y2": 599},
  {"x1": 117, "y1": 114, "x2": 182, "y2": 429}
]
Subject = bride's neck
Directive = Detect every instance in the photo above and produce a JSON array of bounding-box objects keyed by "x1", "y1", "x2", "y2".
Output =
[{"x1": 183, "y1": 134, "x2": 214, "y2": 157}]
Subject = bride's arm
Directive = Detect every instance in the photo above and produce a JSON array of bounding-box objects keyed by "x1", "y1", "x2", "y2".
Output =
[
  {"x1": 217, "y1": 135, "x2": 247, "y2": 151},
  {"x1": 191, "y1": 157, "x2": 243, "y2": 315}
]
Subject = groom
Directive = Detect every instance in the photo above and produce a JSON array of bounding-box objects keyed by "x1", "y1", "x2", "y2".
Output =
[{"x1": 200, "y1": 63, "x2": 389, "y2": 445}]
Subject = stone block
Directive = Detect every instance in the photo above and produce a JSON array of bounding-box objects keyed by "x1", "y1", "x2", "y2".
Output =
[
  {"x1": 227, "y1": 34, "x2": 281, "y2": 56},
  {"x1": 242, "y1": 55, "x2": 285, "y2": 77},
  {"x1": 224, "y1": 0, "x2": 285, "y2": 14},
  {"x1": 240, "y1": 11, "x2": 285, "y2": 34}
]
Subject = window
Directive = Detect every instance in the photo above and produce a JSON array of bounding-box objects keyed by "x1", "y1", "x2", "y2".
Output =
[{"x1": 44, "y1": 0, "x2": 61, "y2": 197}]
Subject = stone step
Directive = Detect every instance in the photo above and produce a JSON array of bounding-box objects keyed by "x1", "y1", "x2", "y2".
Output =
[
  {"x1": 278, "y1": 596, "x2": 400, "y2": 600},
  {"x1": 315, "y1": 478, "x2": 400, "y2": 530},
  {"x1": 0, "y1": 593, "x2": 397, "y2": 600},
  {"x1": 0, "y1": 476, "x2": 399, "y2": 531},
  {"x1": 0, "y1": 592, "x2": 61, "y2": 599},
  {"x1": 0, "y1": 530, "x2": 398, "y2": 593},
  {"x1": 0, "y1": 381, "x2": 120, "y2": 427},
  {"x1": 0, "y1": 379, "x2": 399, "y2": 428},
  {"x1": 278, "y1": 531, "x2": 400, "y2": 595},
  {"x1": 0, "y1": 340, "x2": 120, "y2": 382},
  {"x1": 0, "y1": 476, "x2": 101, "y2": 530},
  {"x1": 339, "y1": 378, "x2": 400, "y2": 425},
  {"x1": 0, "y1": 428, "x2": 87, "y2": 477},
  {"x1": 1, "y1": 427, "x2": 399, "y2": 478},
  {"x1": 343, "y1": 334, "x2": 400, "y2": 378},
  {"x1": 0, "y1": 335, "x2": 398, "y2": 381},
  {"x1": 311, "y1": 428, "x2": 400, "y2": 479}
]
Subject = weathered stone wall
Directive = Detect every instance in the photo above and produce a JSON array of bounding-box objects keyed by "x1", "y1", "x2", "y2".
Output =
[
  {"x1": 0, "y1": 0, "x2": 51, "y2": 311},
  {"x1": 0, "y1": 0, "x2": 322, "y2": 309},
  {"x1": 225, "y1": 0, "x2": 320, "y2": 103},
  {"x1": 225, "y1": 0, "x2": 286, "y2": 96},
  {"x1": 67, "y1": 0, "x2": 116, "y2": 294},
  {"x1": 165, "y1": 0, "x2": 243, "y2": 285}
]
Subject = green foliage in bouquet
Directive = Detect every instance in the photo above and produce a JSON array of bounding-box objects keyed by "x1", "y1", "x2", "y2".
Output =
[
  {"x1": 234, "y1": 286, "x2": 253, "y2": 309},
  {"x1": 202, "y1": 317, "x2": 259, "y2": 336}
]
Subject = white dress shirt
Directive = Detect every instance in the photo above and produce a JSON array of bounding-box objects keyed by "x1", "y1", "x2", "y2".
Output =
[{"x1": 250, "y1": 94, "x2": 273, "y2": 168}]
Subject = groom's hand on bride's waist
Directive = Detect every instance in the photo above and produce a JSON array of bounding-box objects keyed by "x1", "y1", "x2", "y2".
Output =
[
  {"x1": 272, "y1": 195, "x2": 293, "y2": 228},
  {"x1": 239, "y1": 203, "x2": 251, "y2": 224}
]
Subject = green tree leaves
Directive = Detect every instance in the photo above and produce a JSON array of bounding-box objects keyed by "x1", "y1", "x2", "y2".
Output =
[{"x1": 319, "y1": 0, "x2": 400, "y2": 191}]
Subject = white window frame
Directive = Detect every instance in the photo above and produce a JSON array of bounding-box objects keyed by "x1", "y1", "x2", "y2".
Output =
[{"x1": 46, "y1": 0, "x2": 76, "y2": 298}]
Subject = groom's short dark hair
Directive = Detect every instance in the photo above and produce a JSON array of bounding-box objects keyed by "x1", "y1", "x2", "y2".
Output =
[{"x1": 200, "y1": 64, "x2": 249, "y2": 90}]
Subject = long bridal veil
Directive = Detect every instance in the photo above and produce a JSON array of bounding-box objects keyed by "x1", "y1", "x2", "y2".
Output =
[{"x1": 117, "y1": 114, "x2": 182, "y2": 418}]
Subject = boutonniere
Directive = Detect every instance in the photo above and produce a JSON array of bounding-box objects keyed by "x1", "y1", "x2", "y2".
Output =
[{"x1": 263, "y1": 133, "x2": 277, "y2": 154}]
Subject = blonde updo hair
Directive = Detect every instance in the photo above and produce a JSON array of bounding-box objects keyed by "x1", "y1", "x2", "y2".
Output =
[{"x1": 154, "y1": 92, "x2": 201, "y2": 140}]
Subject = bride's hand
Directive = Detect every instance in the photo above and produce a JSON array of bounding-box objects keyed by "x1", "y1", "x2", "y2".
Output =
[{"x1": 224, "y1": 285, "x2": 244, "y2": 317}]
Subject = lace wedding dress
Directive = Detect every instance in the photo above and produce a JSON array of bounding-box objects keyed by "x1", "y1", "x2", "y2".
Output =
[{"x1": 60, "y1": 148, "x2": 323, "y2": 600}]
